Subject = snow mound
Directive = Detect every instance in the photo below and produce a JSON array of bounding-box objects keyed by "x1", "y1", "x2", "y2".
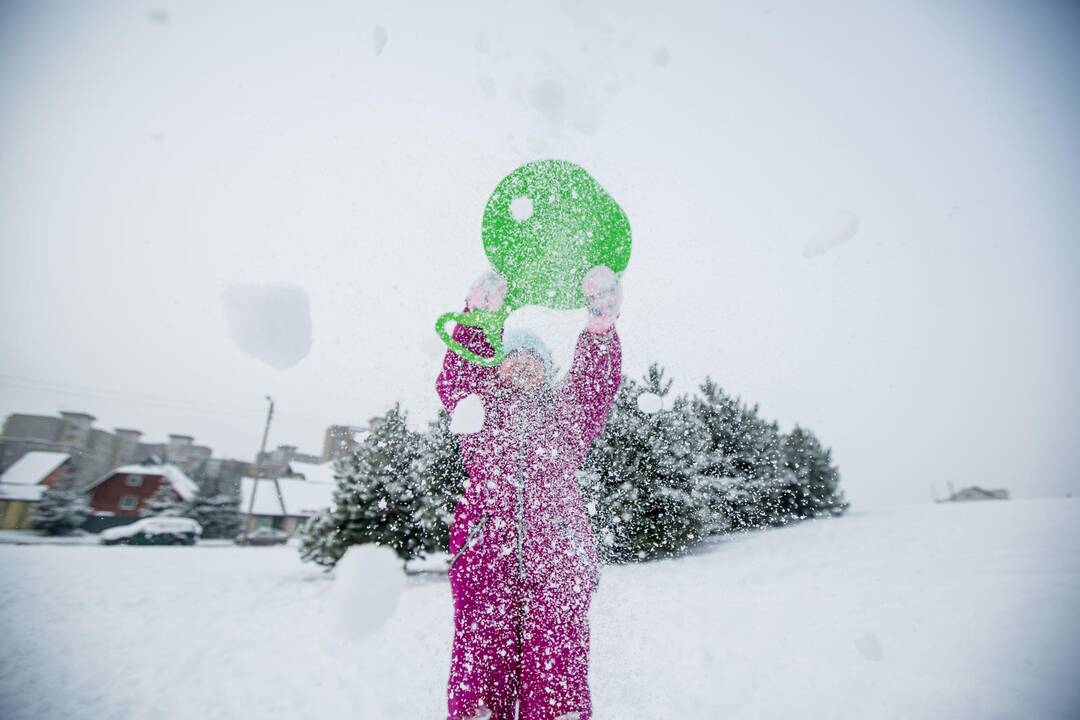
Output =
[
  {"x1": 220, "y1": 282, "x2": 312, "y2": 370},
  {"x1": 450, "y1": 394, "x2": 485, "y2": 434},
  {"x1": 804, "y1": 211, "x2": 859, "y2": 258},
  {"x1": 331, "y1": 544, "x2": 404, "y2": 639}
]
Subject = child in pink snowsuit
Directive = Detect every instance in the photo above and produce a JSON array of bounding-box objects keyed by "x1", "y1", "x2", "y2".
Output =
[{"x1": 437, "y1": 268, "x2": 623, "y2": 720}]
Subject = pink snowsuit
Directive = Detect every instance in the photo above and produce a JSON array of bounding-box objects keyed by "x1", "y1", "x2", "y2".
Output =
[{"x1": 436, "y1": 305, "x2": 622, "y2": 720}]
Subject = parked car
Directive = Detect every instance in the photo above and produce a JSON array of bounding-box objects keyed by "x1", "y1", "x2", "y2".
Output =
[
  {"x1": 100, "y1": 517, "x2": 203, "y2": 546},
  {"x1": 235, "y1": 526, "x2": 290, "y2": 546}
]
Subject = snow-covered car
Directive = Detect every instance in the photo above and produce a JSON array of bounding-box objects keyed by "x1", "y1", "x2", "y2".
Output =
[
  {"x1": 99, "y1": 517, "x2": 203, "y2": 546},
  {"x1": 235, "y1": 526, "x2": 290, "y2": 546}
]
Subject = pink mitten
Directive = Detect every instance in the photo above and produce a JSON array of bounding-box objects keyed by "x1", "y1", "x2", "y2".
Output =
[
  {"x1": 466, "y1": 271, "x2": 508, "y2": 311},
  {"x1": 582, "y1": 265, "x2": 622, "y2": 334}
]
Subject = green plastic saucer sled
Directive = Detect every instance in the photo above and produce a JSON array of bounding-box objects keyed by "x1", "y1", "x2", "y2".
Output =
[{"x1": 436, "y1": 159, "x2": 632, "y2": 367}]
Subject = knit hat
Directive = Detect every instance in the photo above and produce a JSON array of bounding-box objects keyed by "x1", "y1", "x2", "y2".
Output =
[{"x1": 502, "y1": 329, "x2": 555, "y2": 385}]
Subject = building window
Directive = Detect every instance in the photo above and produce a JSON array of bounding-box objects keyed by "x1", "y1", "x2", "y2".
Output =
[
  {"x1": 125, "y1": 474, "x2": 143, "y2": 486},
  {"x1": 119, "y1": 495, "x2": 138, "y2": 510}
]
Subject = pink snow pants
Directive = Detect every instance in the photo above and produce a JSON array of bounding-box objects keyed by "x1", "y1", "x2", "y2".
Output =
[{"x1": 446, "y1": 494, "x2": 599, "y2": 720}]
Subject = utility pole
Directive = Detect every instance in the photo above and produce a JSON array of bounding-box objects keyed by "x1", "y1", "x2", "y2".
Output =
[{"x1": 241, "y1": 395, "x2": 274, "y2": 544}]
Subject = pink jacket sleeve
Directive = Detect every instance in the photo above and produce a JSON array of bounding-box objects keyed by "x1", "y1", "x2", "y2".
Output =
[
  {"x1": 560, "y1": 327, "x2": 623, "y2": 455},
  {"x1": 435, "y1": 304, "x2": 500, "y2": 414}
]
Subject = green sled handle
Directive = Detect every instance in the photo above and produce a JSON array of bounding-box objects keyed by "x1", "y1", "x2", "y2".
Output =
[
  {"x1": 435, "y1": 307, "x2": 509, "y2": 368},
  {"x1": 437, "y1": 159, "x2": 632, "y2": 367}
]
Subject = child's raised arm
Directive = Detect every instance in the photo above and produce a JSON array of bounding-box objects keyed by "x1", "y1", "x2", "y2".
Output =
[
  {"x1": 561, "y1": 326, "x2": 623, "y2": 452},
  {"x1": 559, "y1": 265, "x2": 624, "y2": 456},
  {"x1": 435, "y1": 272, "x2": 507, "y2": 413}
]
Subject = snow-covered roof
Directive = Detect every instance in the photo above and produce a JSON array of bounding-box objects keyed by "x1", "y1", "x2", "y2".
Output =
[
  {"x1": 0, "y1": 483, "x2": 48, "y2": 502},
  {"x1": 287, "y1": 461, "x2": 337, "y2": 485},
  {"x1": 239, "y1": 476, "x2": 333, "y2": 518},
  {"x1": 86, "y1": 463, "x2": 199, "y2": 502},
  {"x1": 0, "y1": 451, "x2": 71, "y2": 486}
]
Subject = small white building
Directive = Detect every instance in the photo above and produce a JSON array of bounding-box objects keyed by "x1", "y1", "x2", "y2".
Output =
[
  {"x1": 239, "y1": 472, "x2": 334, "y2": 536},
  {"x1": 286, "y1": 460, "x2": 338, "y2": 486},
  {"x1": 946, "y1": 485, "x2": 1010, "y2": 502}
]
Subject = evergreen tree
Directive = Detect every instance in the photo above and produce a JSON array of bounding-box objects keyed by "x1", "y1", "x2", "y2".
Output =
[
  {"x1": 297, "y1": 507, "x2": 341, "y2": 569},
  {"x1": 297, "y1": 455, "x2": 352, "y2": 568},
  {"x1": 779, "y1": 425, "x2": 849, "y2": 520},
  {"x1": 298, "y1": 404, "x2": 423, "y2": 568},
  {"x1": 690, "y1": 378, "x2": 786, "y2": 531},
  {"x1": 29, "y1": 487, "x2": 91, "y2": 535},
  {"x1": 582, "y1": 364, "x2": 711, "y2": 562},
  {"x1": 139, "y1": 484, "x2": 186, "y2": 518},
  {"x1": 410, "y1": 409, "x2": 466, "y2": 558},
  {"x1": 185, "y1": 488, "x2": 242, "y2": 539},
  {"x1": 295, "y1": 368, "x2": 850, "y2": 570}
]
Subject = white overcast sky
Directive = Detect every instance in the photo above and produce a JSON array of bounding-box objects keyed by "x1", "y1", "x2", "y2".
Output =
[{"x1": 1, "y1": 0, "x2": 1077, "y2": 509}]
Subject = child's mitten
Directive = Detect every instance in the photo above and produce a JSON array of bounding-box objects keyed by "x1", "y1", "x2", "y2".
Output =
[
  {"x1": 582, "y1": 265, "x2": 622, "y2": 334},
  {"x1": 466, "y1": 270, "x2": 508, "y2": 312}
]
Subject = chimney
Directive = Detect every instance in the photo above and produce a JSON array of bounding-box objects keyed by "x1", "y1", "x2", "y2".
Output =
[{"x1": 113, "y1": 428, "x2": 144, "y2": 465}]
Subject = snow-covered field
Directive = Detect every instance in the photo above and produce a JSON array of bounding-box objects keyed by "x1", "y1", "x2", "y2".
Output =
[{"x1": 2, "y1": 498, "x2": 1077, "y2": 719}]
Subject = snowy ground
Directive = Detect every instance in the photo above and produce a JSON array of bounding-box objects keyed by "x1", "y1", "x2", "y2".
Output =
[
  {"x1": 0, "y1": 529, "x2": 100, "y2": 545},
  {"x1": 1, "y1": 498, "x2": 1077, "y2": 719},
  {"x1": 0, "y1": 530, "x2": 239, "y2": 547}
]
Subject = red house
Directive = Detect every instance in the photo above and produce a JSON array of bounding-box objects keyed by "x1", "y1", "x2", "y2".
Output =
[{"x1": 85, "y1": 461, "x2": 199, "y2": 518}]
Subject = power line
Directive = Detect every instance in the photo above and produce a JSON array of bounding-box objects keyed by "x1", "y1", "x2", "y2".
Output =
[
  {"x1": 0, "y1": 373, "x2": 342, "y2": 427},
  {"x1": 0, "y1": 373, "x2": 265, "y2": 419}
]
